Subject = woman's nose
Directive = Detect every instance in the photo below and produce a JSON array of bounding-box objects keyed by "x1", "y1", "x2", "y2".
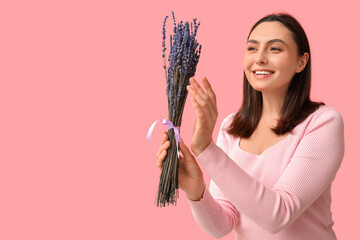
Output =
[{"x1": 255, "y1": 50, "x2": 268, "y2": 65}]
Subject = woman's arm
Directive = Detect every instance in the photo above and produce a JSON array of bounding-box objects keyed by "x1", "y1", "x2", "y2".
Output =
[
  {"x1": 188, "y1": 182, "x2": 239, "y2": 239},
  {"x1": 187, "y1": 114, "x2": 239, "y2": 238},
  {"x1": 195, "y1": 108, "x2": 344, "y2": 233}
]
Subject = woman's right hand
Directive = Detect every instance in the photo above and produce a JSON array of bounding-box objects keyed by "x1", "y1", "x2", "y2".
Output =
[{"x1": 156, "y1": 131, "x2": 205, "y2": 201}]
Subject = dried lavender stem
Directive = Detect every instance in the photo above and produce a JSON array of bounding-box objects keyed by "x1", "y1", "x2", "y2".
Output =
[{"x1": 156, "y1": 12, "x2": 201, "y2": 207}]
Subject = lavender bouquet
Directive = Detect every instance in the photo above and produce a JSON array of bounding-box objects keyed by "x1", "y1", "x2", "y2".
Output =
[{"x1": 156, "y1": 12, "x2": 201, "y2": 207}]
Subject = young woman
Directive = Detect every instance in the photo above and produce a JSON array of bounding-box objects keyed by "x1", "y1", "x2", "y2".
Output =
[{"x1": 156, "y1": 13, "x2": 344, "y2": 239}]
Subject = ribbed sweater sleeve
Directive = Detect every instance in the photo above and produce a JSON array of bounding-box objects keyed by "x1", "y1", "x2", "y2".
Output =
[
  {"x1": 188, "y1": 108, "x2": 344, "y2": 236},
  {"x1": 188, "y1": 114, "x2": 239, "y2": 238}
]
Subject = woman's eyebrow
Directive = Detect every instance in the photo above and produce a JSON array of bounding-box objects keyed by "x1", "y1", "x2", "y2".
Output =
[{"x1": 247, "y1": 39, "x2": 287, "y2": 46}]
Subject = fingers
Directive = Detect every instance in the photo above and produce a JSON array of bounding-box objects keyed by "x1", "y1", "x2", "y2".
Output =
[
  {"x1": 189, "y1": 77, "x2": 207, "y2": 99},
  {"x1": 187, "y1": 77, "x2": 217, "y2": 114},
  {"x1": 160, "y1": 130, "x2": 168, "y2": 146},
  {"x1": 202, "y1": 77, "x2": 217, "y2": 112},
  {"x1": 179, "y1": 140, "x2": 193, "y2": 161},
  {"x1": 156, "y1": 139, "x2": 170, "y2": 159},
  {"x1": 187, "y1": 80, "x2": 217, "y2": 123},
  {"x1": 156, "y1": 150, "x2": 167, "y2": 168},
  {"x1": 189, "y1": 90, "x2": 211, "y2": 119},
  {"x1": 187, "y1": 78, "x2": 210, "y2": 114},
  {"x1": 156, "y1": 131, "x2": 170, "y2": 168}
]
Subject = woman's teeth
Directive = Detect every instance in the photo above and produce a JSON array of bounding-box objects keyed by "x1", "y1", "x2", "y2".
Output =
[{"x1": 255, "y1": 71, "x2": 273, "y2": 75}]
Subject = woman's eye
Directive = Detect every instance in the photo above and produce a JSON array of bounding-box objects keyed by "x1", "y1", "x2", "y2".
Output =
[
  {"x1": 247, "y1": 47, "x2": 256, "y2": 51},
  {"x1": 270, "y1": 47, "x2": 281, "y2": 52}
]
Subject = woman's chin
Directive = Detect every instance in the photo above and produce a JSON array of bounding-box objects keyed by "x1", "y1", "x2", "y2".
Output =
[{"x1": 249, "y1": 83, "x2": 268, "y2": 93}]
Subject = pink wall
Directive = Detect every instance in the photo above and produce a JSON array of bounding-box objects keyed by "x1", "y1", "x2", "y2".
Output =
[{"x1": 1, "y1": 0, "x2": 358, "y2": 239}]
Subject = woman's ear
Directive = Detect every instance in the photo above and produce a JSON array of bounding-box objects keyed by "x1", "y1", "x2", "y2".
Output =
[{"x1": 296, "y1": 52, "x2": 309, "y2": 73}]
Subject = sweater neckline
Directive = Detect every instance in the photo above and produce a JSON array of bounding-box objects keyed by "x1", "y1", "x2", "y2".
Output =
[{"x1": 235, "y1": 133, "x2": 292, "y2": 157}]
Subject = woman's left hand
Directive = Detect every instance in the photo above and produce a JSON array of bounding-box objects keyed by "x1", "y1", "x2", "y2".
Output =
[{"x1": 186, "y1": 77, "x2": 218, "y2": 156}]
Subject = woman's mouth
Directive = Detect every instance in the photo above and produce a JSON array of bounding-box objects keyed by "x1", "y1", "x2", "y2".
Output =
[{"x1": 252, "y1": 70, "x2": 274, "y2": 79}]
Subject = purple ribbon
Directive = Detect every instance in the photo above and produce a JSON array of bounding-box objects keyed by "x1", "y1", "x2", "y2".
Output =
[{"x1": 147, "y1": 119, "x2": 181, "y2": 157}]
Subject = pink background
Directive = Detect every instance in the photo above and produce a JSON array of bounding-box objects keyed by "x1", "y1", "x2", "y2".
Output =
[{"x1": 1, "y1": 0, "x2": 359, "y2": 239}]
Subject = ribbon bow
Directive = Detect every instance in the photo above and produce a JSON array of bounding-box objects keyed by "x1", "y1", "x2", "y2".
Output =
[{"x1": 146, "y1": 119, "x2": 181, "y2": 158}]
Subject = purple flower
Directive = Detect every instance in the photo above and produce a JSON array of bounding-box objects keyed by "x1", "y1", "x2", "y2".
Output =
[
  {"x1": 161, "y1": 12, "x2": 201, "y2": 123},
  {"x1": 157, "y1": 11, "x2": 202, "y2": 207}
]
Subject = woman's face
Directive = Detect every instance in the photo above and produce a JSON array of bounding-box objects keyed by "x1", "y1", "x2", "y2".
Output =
[{"x1": 243, "y1": 21, "x2": 308, "y2": 95}]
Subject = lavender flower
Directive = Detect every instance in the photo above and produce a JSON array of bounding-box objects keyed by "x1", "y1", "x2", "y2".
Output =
[{"x1": 156, "y1": 12, "x2": 202, "y2": 207}]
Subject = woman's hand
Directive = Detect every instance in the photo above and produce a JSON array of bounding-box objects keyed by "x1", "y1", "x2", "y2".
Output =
[
  {"x1": 186, "y1": 77, "x2": 218, "y2": 157},
  {"x1": 156, "y1": 131, "x2": 205, "y2": 201}
]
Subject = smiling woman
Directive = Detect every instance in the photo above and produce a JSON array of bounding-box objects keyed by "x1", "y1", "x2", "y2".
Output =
[
  {"x1": 231, "y1": 16, "x2": 320, "y2": 139},
  {"x1": 155, "y1": 13, "x2": 344, "y2": 240}
]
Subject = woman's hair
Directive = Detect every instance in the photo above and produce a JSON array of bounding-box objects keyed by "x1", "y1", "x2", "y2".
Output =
[{"x1": 227, "y1": 13, "x2": 324, "y2": 137}]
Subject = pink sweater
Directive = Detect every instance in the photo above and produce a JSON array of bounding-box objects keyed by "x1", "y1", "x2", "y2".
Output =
[{"x1": 188, "y1": 105, "x2": 344, "y2": 239}]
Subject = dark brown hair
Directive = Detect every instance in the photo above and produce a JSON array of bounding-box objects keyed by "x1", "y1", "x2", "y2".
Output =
[{"x1": 227, "y1": 13, "x2": 324, "y2": 138}]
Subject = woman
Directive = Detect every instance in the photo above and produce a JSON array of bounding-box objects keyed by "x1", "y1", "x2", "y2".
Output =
[{"x1": 156, "y1": 13, "x2": 344, "y2": 239}]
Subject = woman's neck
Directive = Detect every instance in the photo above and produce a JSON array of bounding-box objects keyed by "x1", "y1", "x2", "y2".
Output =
[{"x1": 261, "y1": 91, "x2": 286, "y2": 123}]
